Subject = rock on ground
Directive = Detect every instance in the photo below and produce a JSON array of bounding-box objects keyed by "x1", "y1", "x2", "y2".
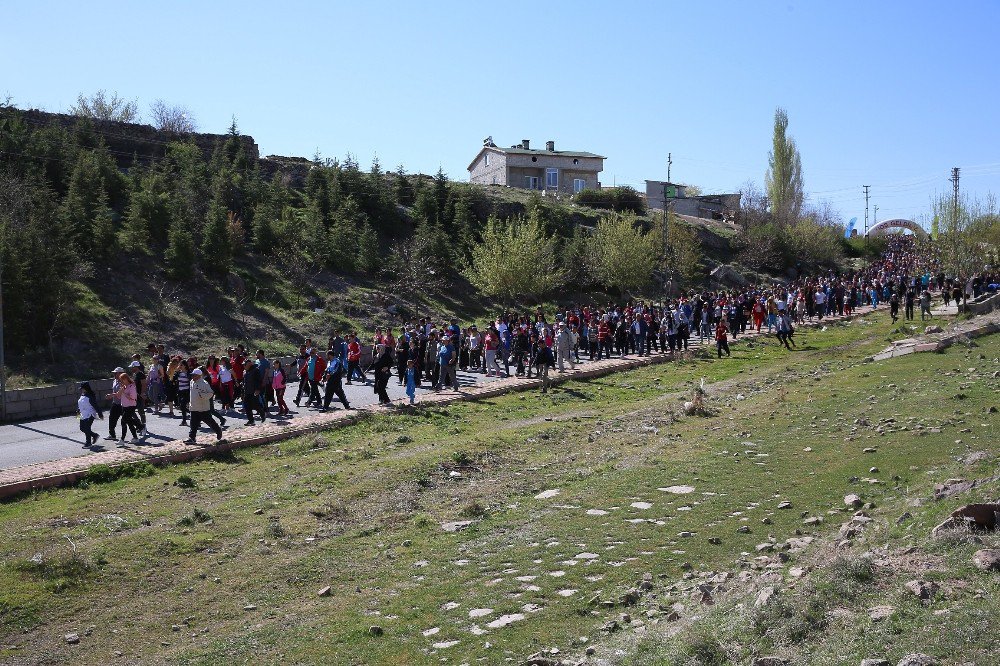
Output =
[
  {"x1": 972, "y1": 549, "x2": 1000, "y2": 571},
  {"x1": 897, "y1": 655, "x2": 938, "y2": 666}
]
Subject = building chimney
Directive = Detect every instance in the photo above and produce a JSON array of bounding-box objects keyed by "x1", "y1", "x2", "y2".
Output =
[
  {"x1": 521, "y1": 139, "x2": 530, "y2": 150},
  {"x1": 545, "y1": 140, "x2": 554, "y2": 152}
]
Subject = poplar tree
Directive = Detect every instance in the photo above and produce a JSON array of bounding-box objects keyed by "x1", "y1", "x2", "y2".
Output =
[{"x1": 765, "y1": 107, "x2": 804, "y2": 226}]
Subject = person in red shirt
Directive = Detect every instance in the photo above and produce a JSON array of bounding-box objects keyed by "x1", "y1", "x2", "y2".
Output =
[
  {"x1": 715, "y1": 320, "x2": 731, "y2": 358},
  {"x1": 597, "y1": 319, "x2": 611, "y2": 360},
  {"x1": 346, "y1": 334, "x2": 365, "y2": 384}
]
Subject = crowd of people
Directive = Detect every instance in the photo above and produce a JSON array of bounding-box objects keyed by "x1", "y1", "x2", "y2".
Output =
[{"x1": 76, "y1": 236, "x2": 995, "y2": 448}]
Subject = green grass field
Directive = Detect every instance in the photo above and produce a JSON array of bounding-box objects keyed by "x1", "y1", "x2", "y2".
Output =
[{"x1": 1, "y1": 313, "x2": 997, "y2": 665}]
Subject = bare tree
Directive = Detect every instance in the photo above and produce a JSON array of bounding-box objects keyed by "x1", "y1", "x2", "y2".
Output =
[
  {"x1": 149, "y1": 99, "x2": 197, "y2": 133},
  {"x1": 69, "y1": 90, "x2": 139, "y2": 123}
]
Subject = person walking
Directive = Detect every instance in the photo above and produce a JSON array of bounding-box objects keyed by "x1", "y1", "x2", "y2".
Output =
[
  {"x1": 405, "y1": 358, "x2": 417, "y2": 405},
  {"x1": 436, "y1": 336, "x2": 459, "y2": 392},
  {"x1": 78, "y1": 382, "x2": 103, "y2": 447},
  {"x1": 321, "y1": 350, "x2": 351, "y2": 411},
  {"x1": 272, "y1": 360, "x2": 289, "y2": 416},
  {"x1": 919, "y1": 288, "x2": 932, "y2": 320},
  {"x1": 104, "y1": 366, "x2": 125, "y2": 441},
  {"x1": 715, "y1": 319, "x2": 731, "y2": 358},
  {"x1": 533, "y1": 337, "x2": 555, "y2": 393},
  {"x1": 113, "y1": 372, "x2": 142, "y2": 444},
  {"x1": 370, "y1": 343, "x2": 394, "y2": 404},
  {"x1": 175, "y1": 360, "x2": 191, "y2": 426},
  {"x1": 185, "y1": 368, "x2": 225, "y2": 445},
  {"x1": 242, "y1": 359, "x2": 267, "y2": 425},
  {"x1": 555, "y1": 322, "x2": 575, "y2": 372}
]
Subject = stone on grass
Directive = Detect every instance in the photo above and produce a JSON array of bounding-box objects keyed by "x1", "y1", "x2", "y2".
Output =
[
  {"x1": 369, "y1": 625, "x2": 383, "y2": 636},
  {"x1": 972, "y1": 549, "x2": 1000, "y2": 571},
  {"x1": 432, "y1": 640, "x2": 459, "y2": 649},
  {"x1": 868, "y1": 605, "x2": 895, "y2": 621},
  {"x1": 754, "y1": 586, "x2": 778, "y2": 608},
  {"x1": 64, "y1": 633, "x2": 80, "y2": 645},
  {"x1": 904, "y1": 579, "x2": 940, "y2": 601},
  {"x1": 468, "y1": 608, "x2": 493, "y2": 618},
  {"x1": 777, "y1": 501, "x2": 793, "y2": 510},
  {"x1": 630, "y1": 501, "x2": 653, "y2": 510},
  {"x1": 441, "y1": 520, "x2": 475, "y2": 533},
  {"x1": 658, "y1": 485, "x2": 696, "y2": 494},
  {"x1": 486, "y1": 613, "x2": 525, "y2": 629},
  {"x1": 844, "y1": 494, "x2": 863, "y2": 509},
  {"x1": 317, "y1": 586, "x2": 332, "y2": 597},
  {"x1": 860, "y1": 660, "x2": 890, "y2": 666},
  {"x1": 535, "y1": 489, "x2": 560, "y2": 499},
  {"x1": 896, "y1": 655, "x2": 938, "y2": 666}
]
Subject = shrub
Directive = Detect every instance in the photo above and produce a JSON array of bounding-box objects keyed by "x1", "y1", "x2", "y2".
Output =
[
  {"x1": 174, "y1": 475, "x2": 196, "y2": 489},
  {"x1": 574, "y1": 186, "x2": 647, "y2": 214},
  {"x1": 82, "y1": 462, "x2": 155, "y2": 485}
]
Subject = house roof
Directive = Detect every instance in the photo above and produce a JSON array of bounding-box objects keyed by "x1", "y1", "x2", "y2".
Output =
[
  {"x1": 467, "y1": 145, "x2": 606, "y2": 172},
  {"x1": 501, "y1": 147, "x2": 606, "y2": 159}
]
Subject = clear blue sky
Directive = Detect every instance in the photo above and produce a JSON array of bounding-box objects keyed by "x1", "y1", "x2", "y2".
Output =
[{"x1": 3, "y1": 1, "x2": 999, "y2": 226}]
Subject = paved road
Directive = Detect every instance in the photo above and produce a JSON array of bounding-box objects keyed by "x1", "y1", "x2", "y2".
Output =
[
  {"x1": 1, "y1": 302, "x2": 947, "y2": 473},
  {"x1": 0, "y1": 360, "x2": 581, "y2": 470}
]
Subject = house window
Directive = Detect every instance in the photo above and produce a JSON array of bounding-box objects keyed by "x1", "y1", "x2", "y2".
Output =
[
  {"x1": 525, "y1": 176, "x2": 540, "y2": 190},
  {"x1": 546, "y1": 168, "x2": 558, "y2": 188},
  {"x1": 484, "y1": 153, "x2": 490, "y2": 167},
  {"x1": 573, "y1": 178, "x2": 586, "y2": 193}
]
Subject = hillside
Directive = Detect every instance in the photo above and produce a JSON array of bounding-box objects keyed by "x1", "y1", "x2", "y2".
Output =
[
  {"x1": 1, "y1": 106, "x2": 740, "y2": 388},
  {"x1": 0, "y1": 312, "x2": 996, "y2": 664}
]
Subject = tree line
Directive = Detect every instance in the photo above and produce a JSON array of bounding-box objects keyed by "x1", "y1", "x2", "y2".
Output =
[{"x1": 0, "y1": 100, "x2": 704, "y2": 363}]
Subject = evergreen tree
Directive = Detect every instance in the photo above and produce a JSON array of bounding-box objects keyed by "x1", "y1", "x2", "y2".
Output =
[
  {"x1": 413, "y1": 184, "x2": 439, "y2": 225},
  {"x1": 202, "y1": 176, "x2": 233, "y2": 276},
  {"x1": 356, "y1": 221, "x2": 380, "y2": 273},
  {"x1": 165, "y1": 217, "x2": 196, "y2": 281},
  {"x1": 60, "y1": 150, "x2": 116, "y2": 260},
  {"x1": 433, "y1": 167, "x2": 450, "y2": 230},
  {"x1": 394, "y1": 165, "x2": 414, "y2": 206}
]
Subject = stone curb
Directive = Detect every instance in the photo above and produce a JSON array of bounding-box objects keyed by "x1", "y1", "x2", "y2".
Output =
[{"x1": 0, "y1": 308, "x2": 874, "y2": 500}]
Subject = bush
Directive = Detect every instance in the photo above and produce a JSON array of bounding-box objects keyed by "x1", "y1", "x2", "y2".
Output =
[
  {"x1": 574, "y1": 186, "x2": 647, "y2": 214},
  {"x1": 82, "y1": 462, "x2": 155, "y2": 485},
  {"x1": 174, "y1": 474, "x2": 197, "y2": 489}
]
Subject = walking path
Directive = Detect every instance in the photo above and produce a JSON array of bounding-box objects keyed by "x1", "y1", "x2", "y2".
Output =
[{"x1": 0, "y1": 306, "x2": 888, "y2": 499}]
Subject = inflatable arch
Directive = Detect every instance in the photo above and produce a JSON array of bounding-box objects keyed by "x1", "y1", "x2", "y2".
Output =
[{"x1": 867, "y1": 218, "x2": 928, "y2": 238}]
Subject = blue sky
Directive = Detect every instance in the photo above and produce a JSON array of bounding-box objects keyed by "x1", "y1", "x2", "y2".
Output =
[{"x1": 3, "y1": 1, "x2": 998, "y2": 226}]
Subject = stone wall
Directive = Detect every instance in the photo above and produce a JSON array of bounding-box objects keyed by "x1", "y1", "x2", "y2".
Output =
[{"x1": 959, "y1": 291, "x2": 1000, "y2": 315}]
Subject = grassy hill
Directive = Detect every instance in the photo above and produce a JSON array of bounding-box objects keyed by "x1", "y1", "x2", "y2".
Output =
[
  {"x1": 5, "y1": 180, "x2": 735, "y2": 389},
  {"x1": 1, "y1": 310, "x2": 995, "y2": 664}
]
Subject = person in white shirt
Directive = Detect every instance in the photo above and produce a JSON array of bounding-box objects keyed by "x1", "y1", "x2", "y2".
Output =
[{"x1": 77, "y1": 382, "x2": 103, "y2": 448}]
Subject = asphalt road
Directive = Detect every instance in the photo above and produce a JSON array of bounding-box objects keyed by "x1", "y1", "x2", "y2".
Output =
[{"x1": 0, "y1": 361, "x2": 565, "y2": 470}]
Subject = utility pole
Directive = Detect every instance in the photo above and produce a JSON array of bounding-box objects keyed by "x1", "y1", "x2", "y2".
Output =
[
  {"x1": 950, "y1": 167, "x2": 961, "y2": 230},
  {"x1": 663, "y1": 154, "x2": 674, "y2": 305},
  {"x1": 863, "y1": 185, "x2": 871, "y2": 236}
]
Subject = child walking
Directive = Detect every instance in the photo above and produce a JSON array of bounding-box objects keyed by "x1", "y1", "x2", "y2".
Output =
[
  {"x1": 405, "y1": 359, "x2": 417, "y2": 404},
  {"x1": 78, "y1": 382, "x2": 104, "y2": 447}
]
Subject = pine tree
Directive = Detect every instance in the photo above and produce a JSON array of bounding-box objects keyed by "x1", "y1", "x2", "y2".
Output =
[
  {"x1": 433, "y1": 167, "x2": 450, "y2": 230},
  {"x1": 356, "y1": 221, "x2": 380, "y2": 273},
  {"x1": 165, "y1": 217, "x2": 196, "y2": 281},
  {"x1": 202, "y1": 177, "x2": 233, "y2": 276}
]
